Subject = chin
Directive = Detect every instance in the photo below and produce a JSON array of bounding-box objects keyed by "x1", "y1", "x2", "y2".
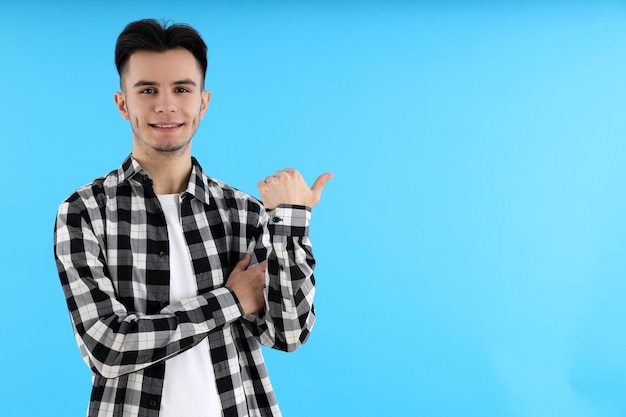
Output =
[{"x1": 153, "y1": 140, "x2": 191, "y2": 153}]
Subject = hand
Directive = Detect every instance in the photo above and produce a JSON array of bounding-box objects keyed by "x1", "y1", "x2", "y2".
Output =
[
  {"x1": 225, "y1": 253, "x2": 267, "y2": 315},
  {"x1": 257, "y1": 168, "x2": 333, "y2": 210}
]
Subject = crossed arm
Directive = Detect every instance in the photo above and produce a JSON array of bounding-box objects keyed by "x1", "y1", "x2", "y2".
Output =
[{"x1": 54, "y1": 169, "x2": 332, "y2": 378}]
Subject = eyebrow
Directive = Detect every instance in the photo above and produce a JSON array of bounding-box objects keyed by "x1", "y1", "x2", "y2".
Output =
[{"x1": 132, "y1": 79, "x2": 198, "y2": 88}]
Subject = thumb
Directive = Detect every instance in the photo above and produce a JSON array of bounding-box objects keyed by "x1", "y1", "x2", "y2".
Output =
[
  {"x1": 233, "y1": 253, "x2": 252, "y2": 271},
  {"x1": 311, "y1": 172, "x2": 334, "y2": 194}
]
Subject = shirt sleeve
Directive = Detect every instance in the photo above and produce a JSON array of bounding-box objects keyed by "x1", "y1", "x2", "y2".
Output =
[
  {"x1": 54, "y1": 198, "x2": 244, "y2": 379},
  {"x1": 241, "y1": 204, "x2": 317, "y2": 352}
]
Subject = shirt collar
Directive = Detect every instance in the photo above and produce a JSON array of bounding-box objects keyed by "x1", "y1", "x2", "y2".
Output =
[
  {"x1": 117, "y1": 154, "x2": 147, "y2": 184},
  {"x1": 116, "y1": 154, "x2": 215, "y2": 206},
  {"x1": 185, "y1": 156, "x2": 214, "y2": 206}
]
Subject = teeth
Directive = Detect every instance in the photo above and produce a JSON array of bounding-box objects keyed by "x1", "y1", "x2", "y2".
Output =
[{"x1": 153, "y1": 123, "x2": 180, "y2": 128}]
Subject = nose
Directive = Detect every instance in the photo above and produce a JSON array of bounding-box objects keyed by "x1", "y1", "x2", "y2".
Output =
[{"x1": 154, "y1": 92, "x2": 177, "y2": 113}]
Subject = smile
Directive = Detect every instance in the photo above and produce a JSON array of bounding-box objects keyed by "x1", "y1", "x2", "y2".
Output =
[{"x1": 150, "y1": 123, "x2": 183, "y2": 128}]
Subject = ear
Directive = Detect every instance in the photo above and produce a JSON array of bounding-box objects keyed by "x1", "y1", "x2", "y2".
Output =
[
  {"x1": 114, "y1": 91, "x2": 130, "y2": 120},
  {"x1": 200, "y1": 90, "x2": 211, "y2": 118}
]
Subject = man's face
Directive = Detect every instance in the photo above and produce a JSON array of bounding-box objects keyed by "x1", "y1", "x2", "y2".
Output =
[{"x1": 114, "y1": 48, "x2": 210, "y2": 159}]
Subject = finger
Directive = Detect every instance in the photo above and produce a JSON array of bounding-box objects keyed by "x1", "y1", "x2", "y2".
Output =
[
  {"x1": 311, "y1": 172, "x2": 334, "y2": 193},
  {"x1": 283, "y1": 168, "x2": 301, "y2": 180},
  {"x1": 233, "y1": 253, "x2": 251, "y2": 271}
]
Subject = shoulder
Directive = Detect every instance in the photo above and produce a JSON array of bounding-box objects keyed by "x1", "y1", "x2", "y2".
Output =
[
  {"x1": 58, "y1": 168, "x2": 119, "y2": 214},
  {"x1": 208, "y1": 177, "x2": 264, "y2": 211}
]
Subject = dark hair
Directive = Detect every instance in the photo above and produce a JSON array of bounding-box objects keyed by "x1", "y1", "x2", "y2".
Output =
[{"x1": 115, "y1": 19, "x2": 207, "y2": 86}]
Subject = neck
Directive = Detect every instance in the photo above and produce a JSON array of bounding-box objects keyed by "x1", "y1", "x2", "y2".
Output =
[{"x1": 132, "y1": 151, "x2": 192, "y2": 195}]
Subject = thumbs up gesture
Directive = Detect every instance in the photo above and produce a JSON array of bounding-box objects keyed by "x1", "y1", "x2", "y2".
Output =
[{"x1": 257, "y1": 168, "x2": 333, "y2": 210}]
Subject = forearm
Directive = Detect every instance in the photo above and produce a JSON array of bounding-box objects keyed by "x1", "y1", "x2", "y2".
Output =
[
  {"x1": 243, "y1": 205, "x2": 317, "y2": 351},
  {"x1": 78, "y1": 287, "x2": 242, "y2": 378},
  {"x1": 58, "y1": 250, "x2": 243, "y2": 378}
]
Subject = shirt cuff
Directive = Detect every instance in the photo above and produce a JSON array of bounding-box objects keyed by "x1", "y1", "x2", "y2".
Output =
[{"x1": 267, "y1": 205, "x2": 311, "y2": 237}]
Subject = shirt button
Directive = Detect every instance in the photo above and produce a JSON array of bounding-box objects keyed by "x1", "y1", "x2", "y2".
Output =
[
  {"x1": 149, "y1": 400, "x2": 157, "y2": 407},
  {"x1": 159, "y1": 251, "x2": 166, "y2": 257},
  {"x1": 272, "y1": 216, "x2": 282, "y2": 223}
]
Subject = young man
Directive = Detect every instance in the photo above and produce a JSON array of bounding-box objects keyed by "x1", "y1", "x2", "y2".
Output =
[{"x1": 54, "y1": 19, "x2": 332, "y2": 417}]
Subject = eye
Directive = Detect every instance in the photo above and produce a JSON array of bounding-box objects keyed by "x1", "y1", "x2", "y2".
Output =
[
  {"x1": 176, "y1": 87, "x2": 190, "y2": 93},
  {"x1": 140, "y1": 88, "x2": 156, "y2": 94}
]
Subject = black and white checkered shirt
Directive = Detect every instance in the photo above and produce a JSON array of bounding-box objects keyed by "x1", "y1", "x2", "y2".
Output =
[{"x1": 54, "y1": 155, "x2": 316, "y2": 417}]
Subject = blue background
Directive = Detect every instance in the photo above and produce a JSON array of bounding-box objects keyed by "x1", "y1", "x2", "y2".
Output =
[{"x1": 2, "y1": 1, "x2": 626, "y2": 416}]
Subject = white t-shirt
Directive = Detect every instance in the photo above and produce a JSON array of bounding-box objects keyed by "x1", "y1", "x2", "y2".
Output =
[{"x1": 157, "y1": 194, "x2": 222, "y2": 417}]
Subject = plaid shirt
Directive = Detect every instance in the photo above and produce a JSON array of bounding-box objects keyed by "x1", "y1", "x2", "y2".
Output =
[{"x1": 54, "y1": 156, "x2": 316, "y2": 417}]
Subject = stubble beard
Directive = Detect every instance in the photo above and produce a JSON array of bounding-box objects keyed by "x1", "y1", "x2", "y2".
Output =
[{"x1": 130, "y1": 121, "x2": 197, "y2": 159}]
